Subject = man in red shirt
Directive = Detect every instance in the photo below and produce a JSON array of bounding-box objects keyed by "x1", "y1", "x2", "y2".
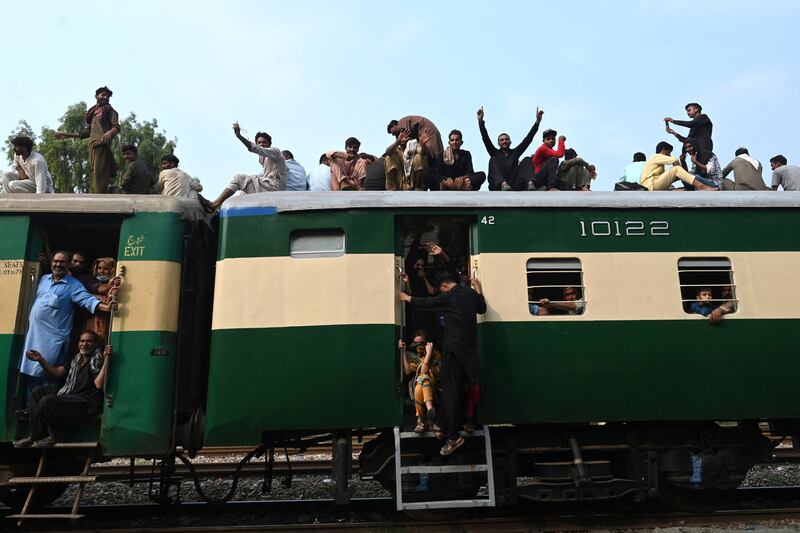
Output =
[{"x1": 530, "y1": 129, "x2": 566, "y2": 190}]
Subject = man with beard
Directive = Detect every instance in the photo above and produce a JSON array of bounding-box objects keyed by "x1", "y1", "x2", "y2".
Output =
[
  {"x1": 399, "y1": 272, "x2": 486, "y2": 456},
  {"x1": 13, "y1": 330, "x2": 113, "y2": 448},
  {"x1": 1, "y1": 136, "x2": 54, "y2": 193},
  {"x1": 69, "y1": 250, "x2": 97, "y2": 291},
  {"x1": 424, "y1": 129, "x2": 486, "y2": 191},
  {"x1": 55, "y1": 86, "x2": 120, "y2": 193},
  {"x1": 18, "y1": 251, "x2": 119, "y2": 406}
]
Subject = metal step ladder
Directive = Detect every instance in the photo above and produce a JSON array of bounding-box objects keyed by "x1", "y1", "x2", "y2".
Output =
[
  {"x1": 393, "y1": 426, "x2": 496, "y2": 511},
  {"x1": 7, "y1": 442, "x2": 98, "y2": 525}
]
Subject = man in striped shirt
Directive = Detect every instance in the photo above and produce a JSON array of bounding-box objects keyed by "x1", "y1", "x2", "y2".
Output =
[{"x1": 14, "y1": 331, "x2": 112, "y2": 448}]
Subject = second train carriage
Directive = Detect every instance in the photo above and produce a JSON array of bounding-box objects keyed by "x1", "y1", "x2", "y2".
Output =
[{"x1": 1, "y1": 191, "x2": 800, "y2": 515}]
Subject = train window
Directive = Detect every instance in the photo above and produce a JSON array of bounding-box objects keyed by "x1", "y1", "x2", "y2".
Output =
[
  {"x1": 290, "y1": 229, "x2": 345, "y2": 258},
  {"x1": 677, "y1": 257, "x2": 738, "y2": 314},
  {"x1": 526, "y1": 258, "x2": 585, "y2": 316}
]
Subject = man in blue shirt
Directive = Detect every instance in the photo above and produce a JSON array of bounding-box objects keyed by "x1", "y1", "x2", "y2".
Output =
[
  {"x1": 282, "y1": 150, "x2": 308, "y2": 191},
  {"x1": 619, "y1": 152, "x2": 646, "y2": 183},
  {"x1": 19, "y1": 251, "x2": 118, "y2": 405}
]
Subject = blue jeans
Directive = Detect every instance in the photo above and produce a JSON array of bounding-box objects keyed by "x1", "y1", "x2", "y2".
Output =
[{"x1": 692, "y1": 173, "x2": 720, "y2": 190}]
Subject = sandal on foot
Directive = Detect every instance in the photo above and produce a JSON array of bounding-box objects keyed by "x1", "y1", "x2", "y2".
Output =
[
  {"x1": 463, "y1": 422, "x2": 476, "y2": 434},
  {"x1": 431, "y1": 424, "x2": 445, "y2": 440},
  {"x1": 440, "y1": 436, "x2": 465, "y2": 456},
  {"x1": 414, "y1": 420, "x2": 425, "y2": 434}
]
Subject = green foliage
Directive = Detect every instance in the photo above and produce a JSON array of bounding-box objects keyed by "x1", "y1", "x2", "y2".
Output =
[{"x1": 5, "y1": 103, "x2": 177, "y2": 193}]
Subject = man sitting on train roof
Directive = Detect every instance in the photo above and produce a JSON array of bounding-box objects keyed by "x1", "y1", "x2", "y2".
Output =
[
  {"x1": 282, "y1": 150, "x2": 308, "y2": 191},
  {"x1": 689, "y1": 287, "x2": 715, "y2": 317},
  {"x1": 326, "y1": 137, "x2": 373, "y2": 191},
  {"x1": 530, "y1": 129, "x2": 566, "y2": 191},
  {"x1": 18, "y1": 251, "x2": 119, "y2": 406},
  {"x1": 664, "y1": 102, "x2": 713, "y2": 152},
  {"x1": 387, "y1": 115, "x2": 443, "y2": 163},
  {"x1": 477, "y1": 106, "x2": 541, "y2": 191},
  {"x1": 118, "y1": 144, "x2": 154, "y2": 194},
  {"x1": 398, "y1": 331, "x2": 441, "y2": 434},
  {"x1": 619, "y1": 152, "x2": 647, "y2": 184},
  {"x1": 555, "y1": 149, "x2": 593, "y2": 191},
  {"x1": 423, "y1": 129, "x2": 486, "y2": 191},
  {"x1": 155, "y1": 154, "x2": 203, "y2": 198},
  {"x1": 208, "y1": 123, "x2": 288, "y2": 210},
  {"x1": 709, "y1": 285, "x2": 737, "y2": 325},
  {"x1": 681, "y1": 139, "x2": 723, "y2": 190},
  {"x1": 1, "y1": 136, "x2": 55, "y2": 194},
  {"x1": 14, "y1": 330, "x2": 112, "y2": 448},
  {"x1": 307, "y1": 153, "x2": 332, "y2": 192},
  {"x1": 721, "y1": 148, "x2": 769, "y2": 191},
  {"x1": 538, "y1": 286, "x2": 585, "y2": 315},
  {"x1": 384, "y1": 127, "x2": 426, "y2": 191},
  {"x1": 399, "y1": 272, "x2": 486, "y2": 456},
  {"x1": 639, "y1": 141, "x2": 716, "y2": 191},
  {"x1": 769, "y1": 155, "x2": 800, "y2": 191}
]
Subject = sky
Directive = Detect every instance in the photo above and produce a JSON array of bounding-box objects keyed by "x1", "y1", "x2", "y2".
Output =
[{"x1": 3, "y1": 0, "x2": 799, "y2": 193}]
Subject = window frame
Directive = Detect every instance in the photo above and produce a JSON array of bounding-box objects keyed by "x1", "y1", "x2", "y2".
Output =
[
  {"x1": 676, "y1": 257, "x2": 738, "y2": 314},
  {"x1": 289, "y1": 229, "x2": 346, "y2": 259},
  {"x1": 526, "y1": 257, "x2": 586, "y2": 316}
]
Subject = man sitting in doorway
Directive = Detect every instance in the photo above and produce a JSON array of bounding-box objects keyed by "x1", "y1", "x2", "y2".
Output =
[
  {"x1": 398, "y1": 331, "x2": 441, "y2": 434},
  {"x1": 14, "y1": 330, "x2": 112, "y2": 448}
]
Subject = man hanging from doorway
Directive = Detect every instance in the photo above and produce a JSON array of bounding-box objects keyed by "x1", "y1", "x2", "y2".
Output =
[{"x1": 399, "y1": 272, "x2": 486, "y2": 456}]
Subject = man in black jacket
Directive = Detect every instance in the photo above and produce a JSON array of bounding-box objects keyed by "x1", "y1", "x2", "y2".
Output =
[
  {"x1": 664, "y1": 102, "x2": 713, "y2": 152},
  {"x1": 424, "y1": 129, "x2": 486, "y2": 190},
  {"x1": 399, "y1": 273, "x2": 486, "y2": 455},
  {"x1": 478, "y1": 106, "x2": 543, "y2": 190}
]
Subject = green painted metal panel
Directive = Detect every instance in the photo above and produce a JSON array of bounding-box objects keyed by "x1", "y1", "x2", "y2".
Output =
[
  {"x1": 218, "y1": 211, "x2": 394, "y2": 259},
  {"x1": 100, "y1": 330, "x2": 178, "y2": 456},
  {"x1": 117, "y1": 212, "x2": 185, "y2": 262},
  {"x1": 479, "y1": 319, "x2": 800, "y2": 423},
  {"x1": 0, "y1": 333, "x2": 23, "y2": 441},
  {"x1": 205, "y1": 325, "x2": 401, "y2": 446},
  {"x1": 0, "y1": 215, "x2": 32, "y2": 259},
  {"x1": 474, "y1": 208, "x2": 800, "y2": 253}
]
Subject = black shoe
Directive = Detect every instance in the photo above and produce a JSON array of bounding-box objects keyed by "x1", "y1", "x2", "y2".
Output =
[
  {"x1": 33, "y1": 435, "x2": 56, "y2": 448},
  {"x1": 13, "y1": 437, "x2": 34, "y2": 448}
]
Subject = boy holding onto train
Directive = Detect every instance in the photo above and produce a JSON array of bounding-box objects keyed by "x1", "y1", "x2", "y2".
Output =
[{"x1": 398, "y1": 331, "x2": 442, "y2": 434}]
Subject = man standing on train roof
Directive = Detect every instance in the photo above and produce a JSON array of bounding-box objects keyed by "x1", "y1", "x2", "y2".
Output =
[
  {"x1": 55, "y1": 86, "x2": 120, "y2": 193},
  {"x1": 208, "y1": 123, "x2": 288, "y2": 211},
  {"x1": 478, "y1": 105, "x2": 542, "y2": 191},
  {"x1": 1, "y1": 136, "x2": 55, "y2": 194},
  {"x1": 664, "y1": 102, "x2": 713, "y2": 152},
  {"x1": 399, "y1": 272, "x2": 486, "y2": 456},
  {"x1": 386, "y1": 115, "x2": 444, "y2": 162},
  {"x1": 18, "y1": 251, "x2": 119, "y2": 407},
  {"x1": 14, "y1": 330, "x2": 113, "y2": 448}
]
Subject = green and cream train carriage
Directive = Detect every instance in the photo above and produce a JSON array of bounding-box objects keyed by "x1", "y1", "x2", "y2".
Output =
[
  {"x1": 1, "y1": 191, "x2": 800, "y2": 515},
  {"x1": 206, "y1": 191, "x2": 800, "y2": 510},
  {"x1": 0, "y1": 196, "x2": 213, "y2": 509}
]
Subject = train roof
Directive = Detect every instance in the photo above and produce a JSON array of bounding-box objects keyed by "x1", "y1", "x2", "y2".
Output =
[
  {"x1": 222, "y1": 191, "x2": 800, "y2": 215},
  {"x1": 0, "y1": 194, "x2": 208, "y2": 221}
]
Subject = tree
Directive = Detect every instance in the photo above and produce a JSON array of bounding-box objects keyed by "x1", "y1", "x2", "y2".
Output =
[{"x1": 5, "y1": 103, "x2": 177, "y2": 193}]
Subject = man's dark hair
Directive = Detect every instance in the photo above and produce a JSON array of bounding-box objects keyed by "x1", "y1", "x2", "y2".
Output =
[
  {"x1": 695, "y1": 286, "x2": 712, "y2": 296},
  {"x1": 345, "y1": 137, "x2": 360, "y2": 148},
  {"x1": 542, "y1": 129, "x2": 557, "y2": 140},
  {"x1": 564, "y1": 148, "x2": 577, "y2": 160},
  {"x1": 735, "y1": 147, "x2": 749, "y2": 156},
  {"x1": 411, "y1": 329, "x2": 427, "y2": 340},
  {"x1": 161, "y1": 154, "x2": 180, "y2": 166},
  {"x1": 71, "y1": 250, "x2": 88, "y2": 261},
  {"x1": 435, "y1": 272, "x2": 457, "y2": 286},
  {"x1": 282, "y1": 150, "x2": 294, "y2": 160},
  {"x1": 633, "y1": 152, "x2": 646, "y2": 162},
  {"x1": 771, "y1": 155, "x2": 788, "y2": 166},
  {"x1": 656, "y1": 141, "x2": 674, "y2": 154},
  {"x1": 449, "y1": 129, "x2": 463, "y2": 140},
  {"x1": 121, "y1": 144, "x2": 138, "y2": 154},
  {"x1": 685, "y1": 102, "x2": 701, "y2": 112},
  {"x1": 319, "y1": 153, "x2": 328, "y2": 164},
  {"x1": 52, "y1": 250, "x2": 71, "y2": 261},
  {"x1": 255, "y1": 132, "x2": 271, "y2": 145},
  {"x1": 386, "y1": 120, "x2": 399, "y2": 134},
  {"x1": 10, "y1": 136, "x2": 33, "y2": 152},
  {"x1": 95, "y1": 86, "x2": 113, "y2": 97},
  {"x1": 497, "y1": 132, "x2": 510, "y2": 142}
]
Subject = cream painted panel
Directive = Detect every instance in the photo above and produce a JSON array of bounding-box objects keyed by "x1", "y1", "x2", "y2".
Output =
[
  {"x1": 0, "y1": 260, "x2": 38, "y2": 335},
  {"x1": 113, "y1": 261, "x2": 181, "y2": 332},
  {"x1": 477, "y1": 251, "x2": 800, "y2": 322},
  {"x1": 212, "y1": 254, "x2": 396, "y2": 330}
]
